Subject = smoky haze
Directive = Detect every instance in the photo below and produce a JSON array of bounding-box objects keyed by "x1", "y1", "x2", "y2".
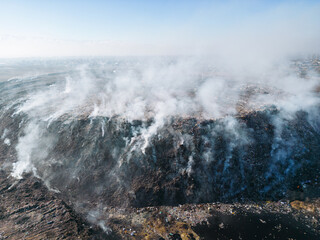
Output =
[{"x1": 0, "y1": 0, "x2": 320, "y2": 235}]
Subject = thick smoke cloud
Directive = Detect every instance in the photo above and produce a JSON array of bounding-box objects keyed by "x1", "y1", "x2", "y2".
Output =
[
  {"x1": 0, "y1": 1, "x2": 319, "y2": 233},
  {"x1": 7, "y1": 54, "x2": 319, "y2": 185}
]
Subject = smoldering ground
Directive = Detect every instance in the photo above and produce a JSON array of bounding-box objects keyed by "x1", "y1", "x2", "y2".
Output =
[{"x1": 0, "y1": 1, "x2": 320, "y2": 234}]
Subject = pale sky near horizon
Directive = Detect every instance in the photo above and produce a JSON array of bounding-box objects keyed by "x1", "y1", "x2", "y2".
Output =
[{"x1": 0, "y1": 0, "x2": 319, "y2": 58}]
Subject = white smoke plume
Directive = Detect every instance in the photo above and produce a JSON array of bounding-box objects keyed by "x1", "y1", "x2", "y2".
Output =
[
  {"x1": 4, "y1": 53, "x2": 317, "y2": 182},
  {"x1": 0, "y1": 2, "x2": 319, "y2": 237}
]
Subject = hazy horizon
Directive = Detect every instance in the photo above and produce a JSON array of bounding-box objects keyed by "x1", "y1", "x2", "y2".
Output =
[{"x1": 1, "y1": 0, "x2": 320, "y2": 58}]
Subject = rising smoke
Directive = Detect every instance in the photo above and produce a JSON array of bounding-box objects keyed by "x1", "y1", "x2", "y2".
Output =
[{"x1": 0, "y1": 0, "x2": 320, "y2": 231}]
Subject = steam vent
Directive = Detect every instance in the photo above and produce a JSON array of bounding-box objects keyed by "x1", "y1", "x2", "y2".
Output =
[{"x1": 1, "y1": 57, "x2": 320, "y2": 239}]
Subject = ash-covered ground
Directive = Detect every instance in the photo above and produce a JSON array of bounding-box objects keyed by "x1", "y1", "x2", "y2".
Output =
[{"x1": 0, "y1": 57, "x2": 320, "y2": 239}]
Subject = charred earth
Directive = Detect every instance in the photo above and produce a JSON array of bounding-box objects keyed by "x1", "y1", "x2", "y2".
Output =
[{"x1": 0, "y1": 58, "x2": 320, "y2": 239}]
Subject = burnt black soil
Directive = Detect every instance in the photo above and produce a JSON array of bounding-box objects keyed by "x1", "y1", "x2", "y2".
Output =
[{"x1": 193, "y1": 210, "x2": 319, "y2": 240}]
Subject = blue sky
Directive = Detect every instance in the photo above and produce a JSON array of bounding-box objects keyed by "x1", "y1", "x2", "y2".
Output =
[
  {"x1": 0, "y1": 0, "x2": 289, "y2": 40},
  {"x1": 0, "y1": 0, "x2": 319, "y2": 57}
]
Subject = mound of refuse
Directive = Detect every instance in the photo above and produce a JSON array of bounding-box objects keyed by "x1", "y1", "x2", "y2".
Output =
[
  {"x1": 1, "y1": 106, "x2": 320, "y2": 209},
  {"x1": 1, "y1": 58, "x2": 320, "y2": 239}
]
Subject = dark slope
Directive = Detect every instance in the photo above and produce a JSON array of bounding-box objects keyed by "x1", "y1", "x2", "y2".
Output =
[
  {"x1": 0, "y1": 58, "x2": 320, "y2": 239},
  {"x1": 0, "y1": 171, "x2": 114, "y2": 239}
]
